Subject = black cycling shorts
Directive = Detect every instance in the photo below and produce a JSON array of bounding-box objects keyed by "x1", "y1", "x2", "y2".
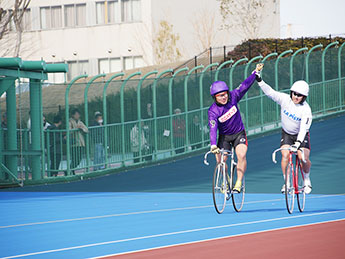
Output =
[
  {"x1": 217, "y1": 130, "x2": 247, "y2": 150},
  {"x1": 280, "y1": 130, "x2": 311, "y2": 150}
]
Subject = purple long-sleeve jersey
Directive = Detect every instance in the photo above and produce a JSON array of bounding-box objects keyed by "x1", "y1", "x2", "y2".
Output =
[{"x1": 208, "y1": 72, "x2": 256, "y2": 145}]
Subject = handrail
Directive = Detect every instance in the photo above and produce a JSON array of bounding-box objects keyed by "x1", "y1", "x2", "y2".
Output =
[
  {"x1": 305, "y1": 44, "x2": 323, "y2": 83},
  {"x1": 215, "y1": 60, "x2": 233, "y2": 81},
  {"x1": 229, "y1": 58, "x2": 248, "y2": 90},
  {"x1": 290, "y1": 47, "x2": 308, "y2": 86}
]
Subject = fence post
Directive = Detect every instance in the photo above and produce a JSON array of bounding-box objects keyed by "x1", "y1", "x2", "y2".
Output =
[
  {"x1": 215, "y1": 60, "x2": 233, "y2": 81},
  {"x1": 137, "y1": 71, "x2": 158, "y2": 162},
  {"x1": 120, "y1": 72, "x2": 141, "y2": 166},
  {"x1": 243, "y1": 55, "x2": 263, "y2": 129},
  {"x1": 184, "y1": 65, "x2": 204, "y2": 152},
  {"x1": 338, "y1": 42, "x2": 345, "y2": 110},
  {"x1": 65, "y1": 75, "x2": 88, "y2": 176},
  {"x1": 322, "y1": 41, "x2": 339, "y2": 113},
  {"x1": 168, "y1": 67, "x2": 189, "y2": 154},
  {"x1": 275, "y1": 49, "x2": 293, "y2": 123},
  {"x1": 261, "y1": 52, "x2": 278, "y2": 127},
  {"x1": 199, "y1": 63, "x2": 219, "y2": 146},
  {"x1": 290, "y1": 47, "x2": 308, "y2": 86},
  {"x1": 305, "y1": 44, "x2": 323, "y2": 83},
  {"x1": 84, "y1": 74, "x2": 106, "y2": 172},
  {"x1": 102, "y1": 72, "x2": 124, "y2": 168},
  {"x1": 229, "y1": 58, "x2": 248, "y2": 90}
]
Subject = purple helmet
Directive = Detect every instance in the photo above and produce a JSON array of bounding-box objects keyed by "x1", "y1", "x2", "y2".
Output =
[{"x1": 210, "y1": 81, "x2": 229, "y2": 96}]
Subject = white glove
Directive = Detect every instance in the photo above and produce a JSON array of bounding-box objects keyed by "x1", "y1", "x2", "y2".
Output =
[
  {"x1": 211, "y1": 145, "x2": 220, "y2": 154},
  {"x1": 290, "y1": 141, "x2": 301, "y2": 153},
  {"x1": 254, "y1": 63, "x2": 264, "y2": 82}
]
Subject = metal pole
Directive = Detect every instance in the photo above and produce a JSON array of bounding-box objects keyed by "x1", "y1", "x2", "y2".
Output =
[
  {"x1": 305, "y1": 44, "x2": 323, "y2": 83},
  {"x1": 261, "y1": 53, "x2": 278, "y2": 126},
  {"x1": 168, "y1": 67, "x2": 188, "y2": 154},
  {"x1": 290, "y1": 47, "x2": 308, "y2": 86},
  {"x1": 84, "y1": 74, "x2": 106, "y2": 171},
  {"x1": 184, "y1": 65, "x2": 204, "y2": 152},
  {"x1": 215, "y1": 60, "x2": 233, "y2": 81},
  {"x1": 102, "y1": 72, "x2": 124, "y2": 168},
  {"x1": 229, "y1": 58, "x2": 248, "y2": 90},
  {"x1": 152, "y1": 69, "x2": 173, "y2": 159},
  {"x1": 137, "y1": 71, "x2": 158, "y2": 162},
  {"x1": 120, "y1": 72, "x2": 141, "y2": 166},
  {"x1": 29, "y1": 79, "x2": 42, "y2": 180},
  {"x1": 199, "y1": 63, "x2": 218, "y2": 146},
  {"x1": 338, "y1": 42, "x2": 345, "y2": 110},
  {"x1": 65, "y1": 74, "x2": 88, "y2": 176},
  {"x1": 322, "y1": 41, "x2": 339, "y2": 113},
  {"x1": 275, "y1": 49, "x2": 293, "y2": 122}
]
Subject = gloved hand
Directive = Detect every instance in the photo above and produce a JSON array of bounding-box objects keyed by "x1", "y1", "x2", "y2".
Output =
[
  {"x1": 290, "y1": 141, "x2": 301, "y2": 153},
  {"x1": 254, "y1": 63, "x2": 264, "y2": 82},
  {"x1": 211, "y1": 145, "x2": 220, "y2": 154}
]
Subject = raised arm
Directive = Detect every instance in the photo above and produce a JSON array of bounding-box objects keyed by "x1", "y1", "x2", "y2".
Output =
[
  {"x1": 257, "y1": 80, "x2": 288, "y2": 106},
  {"x1": 232, "y1": 72, "x2": 256, "y2": 102}
]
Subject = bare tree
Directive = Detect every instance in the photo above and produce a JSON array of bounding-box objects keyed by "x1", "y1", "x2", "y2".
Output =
[
  {"x1": 0, "y1": 0, "x2": 31, "y2": 57},
  {"x1": 191, "y1": 8, "x2": 218, "y2": 52},
  {"x1": 153, "y1": 20, "x2": 182, "y2": 65},
  {"x1": 217, "y1": 0, "x2": 267, "y2": 40}
]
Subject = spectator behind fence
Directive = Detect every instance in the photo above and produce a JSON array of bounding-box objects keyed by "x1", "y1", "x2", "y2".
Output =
[
  {"x1": 69, "y1": 108, "x2": 88, "y2": 175},
  {"x1": 47, "y1": 115, "x2": 64, "y2": 177},
  {"x1": 130, "y1": 122, "x2": 149, "y2": 163},
  {"x1": 173, "y1": 108, "x2": 186, "y2": 154},
  {"x1": 189, "y1": 115, "x2": 202, "y2": 150},
  {"x1": 91, "y1": 111, "x2": 105, "y2": 170}
]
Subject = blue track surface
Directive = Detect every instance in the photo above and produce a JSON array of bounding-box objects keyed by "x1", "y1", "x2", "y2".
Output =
[
  {"x1": 0, "y1": 114, "x2": 344, "y2": 258},
  {"x1": 0, "y1": 192, "x2": 344, "y2": 258}
]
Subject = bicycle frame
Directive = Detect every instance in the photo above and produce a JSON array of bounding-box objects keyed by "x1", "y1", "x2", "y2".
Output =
[{"x1": 272, "y1": 147, "x2": 306, "y2": 194}]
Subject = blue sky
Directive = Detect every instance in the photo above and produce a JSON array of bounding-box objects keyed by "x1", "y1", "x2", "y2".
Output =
[{"x1": 280, "y1": 0, "x2": 345, "y2": 38}]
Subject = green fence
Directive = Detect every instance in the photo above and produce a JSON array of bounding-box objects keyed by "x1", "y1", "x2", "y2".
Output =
[{"x1": 1, "y1": 42, "x2": 345, "y2": 185}]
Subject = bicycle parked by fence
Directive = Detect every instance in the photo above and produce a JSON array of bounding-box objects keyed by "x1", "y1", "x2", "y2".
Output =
[
  {"x1": 204, "y1": 148, "x2": 245, "y2": 214},
  {"x1": 272, "y1": 147, "x2": 306, "y2": 214}
]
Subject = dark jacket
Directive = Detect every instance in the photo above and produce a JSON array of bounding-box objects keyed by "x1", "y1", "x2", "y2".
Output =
[{"x1": 91, "y1": 121, "x2": 104, "y2": 144}]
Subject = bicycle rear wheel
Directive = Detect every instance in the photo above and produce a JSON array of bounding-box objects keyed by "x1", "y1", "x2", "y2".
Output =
[
  {"x1": 285, "y1": 164, "x2": 295, "y2": 214},
  {"x1": 231, "y1": 165, "x2": 245, "y2": 212},
  {"x1": 296, "y1": 160, "x2": 306, "y2": 212},
  {"x1": 212, "y1": 163, "x2": 227, "y2": 214}
]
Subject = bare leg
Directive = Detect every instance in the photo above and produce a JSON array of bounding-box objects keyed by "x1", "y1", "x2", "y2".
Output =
[
  {"x1": 298, "y1": 148, "x2": 311, "y2": 174},
  {"x1": 235, "y1": 144, "x2": 247, "y2": 182},
  {"x1": 281, "y1": 144, "x2": 290, "y2": 178},
  {"x1": 216, "y1": 153, "x2": 228, "y2": 173}
]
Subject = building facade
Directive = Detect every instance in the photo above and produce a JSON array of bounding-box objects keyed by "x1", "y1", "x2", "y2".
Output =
[{"x1": 0, "y1": 0, "x2": 280, "y2": 83}]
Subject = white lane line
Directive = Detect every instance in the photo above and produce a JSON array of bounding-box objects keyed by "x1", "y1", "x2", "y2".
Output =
[
  {"x1": 2, "y1": 209, "x2": 345, "y2": 259},
  {"x1": 90, "y1": 218, "x2": 345, "y2": 259},
  {"x1": 0, "y1": 194, "x2": 344, "y2": 229}
]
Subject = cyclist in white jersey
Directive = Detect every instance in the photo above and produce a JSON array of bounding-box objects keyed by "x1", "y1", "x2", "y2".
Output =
[{"x1": 255, "y1": 64, "x2": 312, "y2": 194}]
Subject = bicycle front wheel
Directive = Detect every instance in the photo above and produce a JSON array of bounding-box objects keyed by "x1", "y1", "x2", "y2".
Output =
[
  {"x1": 296, "y1": 161, "x2": 306, "y2": 212},
  {"x1": 231, "y1": 165, "x2": 245, "y2": 212},
  {"x1": 285, "y1": 164, "x2": 295, "y2": 214},
  {"x1": 212, "y1": 163, "x2": 227, "y2": 214}
]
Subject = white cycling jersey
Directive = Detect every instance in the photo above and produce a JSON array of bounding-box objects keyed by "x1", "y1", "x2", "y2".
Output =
[{"x1": 258, "y1": 80, "x2": 312, "y2": 142}]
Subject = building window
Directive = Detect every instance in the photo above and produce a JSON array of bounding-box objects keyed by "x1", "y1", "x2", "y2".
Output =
[
  {"x1": 23, "y1": 9, "x2": 31, "y2": 30},
  {"x1": 122, "y1": 0, "x2": 141, "y2": 22},
  {"x1": 40, "y1": 6, "x2": 62, "y2": 29},
  {"x1": 65, "y1": 3, "x2": 86, "y2": 27},
  {"x1": 96, "y1": 1, "x2": 120, "y2": 24},
  {"x1": 67, "y1": 60, "x2": 89, "y2": 81},
  {"x1": 123, "y1": 56, "x2": 143, "y2": 70},
  {"x1": 99, "y1": 58, "x2": 121, "y2": 74}
]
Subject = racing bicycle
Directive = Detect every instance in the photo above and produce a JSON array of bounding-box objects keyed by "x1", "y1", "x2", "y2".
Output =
[
  {"x1": 272, "y1": 147, "x2": 306, "y2": 214},
  {"x1": 204, "y1": 148, "x2": 245, "y2": 214}
]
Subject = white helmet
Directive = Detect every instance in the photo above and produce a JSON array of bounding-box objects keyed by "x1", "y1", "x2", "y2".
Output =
[{"x1": 290, "y1": 80, "x2": 309, "y2": 97}]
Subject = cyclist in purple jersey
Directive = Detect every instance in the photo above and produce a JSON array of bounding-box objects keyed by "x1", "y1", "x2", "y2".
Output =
[{"x1": 208, "y1": 64, "x2": 263, "y2": 192}]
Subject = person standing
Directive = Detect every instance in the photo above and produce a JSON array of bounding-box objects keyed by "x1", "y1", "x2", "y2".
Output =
[
  {"x1": 189, "y1": 115, "x2": 202, "y2": 150},
  {"x1": 130, "y1": 122, "x2": 148, "y2": 163},
  {"x1": 69, "y1": 108, "x2": 88, "y2": 175},
  {"x1": 47, "y1": 115, "x2": 64, "y2": 177},
  {"x1": 173, "y1": 108, "x2": 186, "y2": 154},
  {"x1": 91, "y1": 111, "x2": 105, "y2": 170}
]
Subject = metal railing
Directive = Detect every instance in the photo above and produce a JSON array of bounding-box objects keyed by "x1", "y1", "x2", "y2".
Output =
[{"x1": 1, "y1": 42, "x2": 345, "y2": 185}]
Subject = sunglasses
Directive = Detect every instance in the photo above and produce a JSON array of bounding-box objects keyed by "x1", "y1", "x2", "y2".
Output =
[
  {"x1": 292, "y1": 91, "x2": 304, "y2": 97},
  {"x1": 215, "y1": 92, "x2": 228, "y2": 98}
]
